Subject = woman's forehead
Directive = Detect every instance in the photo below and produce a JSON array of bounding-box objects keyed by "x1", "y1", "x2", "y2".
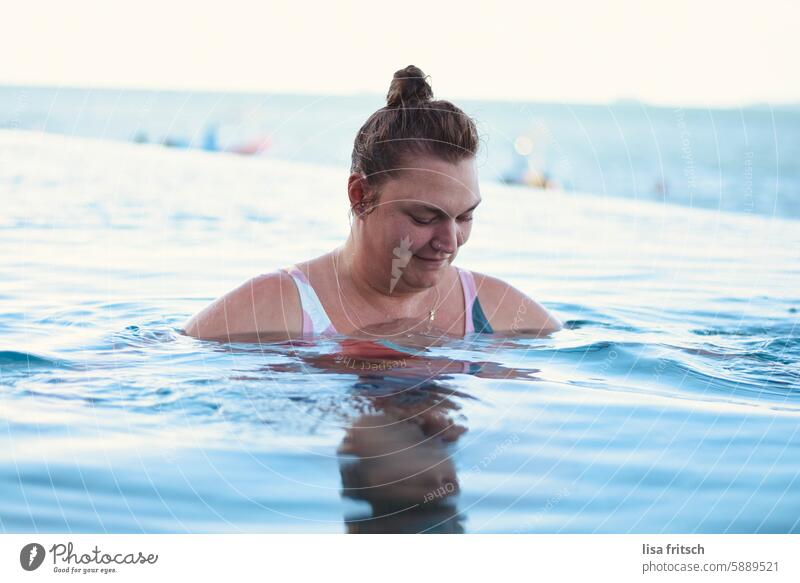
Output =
[{"x1": 381, "y1": 157, "x2": 480, "y2": 207}]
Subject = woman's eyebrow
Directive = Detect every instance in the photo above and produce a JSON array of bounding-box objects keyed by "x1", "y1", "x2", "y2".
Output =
[{"x1": 408, "y1": 201, "x2": 481, "y2": 216}]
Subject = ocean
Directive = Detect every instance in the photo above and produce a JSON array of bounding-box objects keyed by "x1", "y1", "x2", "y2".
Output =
[{"x1": 0, "y1": 87, "x2": 798, "y2": 533}]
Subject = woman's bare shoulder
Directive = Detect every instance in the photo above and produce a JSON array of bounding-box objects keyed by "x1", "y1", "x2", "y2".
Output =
[
  {"x1": 183, "y1": 270, "x2": 302, "y2": 341},
  {"x1": 468, "y1": 270, "x2": 562, "y2": 335}
]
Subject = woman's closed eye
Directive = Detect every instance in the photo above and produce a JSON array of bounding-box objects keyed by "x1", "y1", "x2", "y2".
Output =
[{"x1": 411, "y1": 214, "x2": 473, "y2": 225}]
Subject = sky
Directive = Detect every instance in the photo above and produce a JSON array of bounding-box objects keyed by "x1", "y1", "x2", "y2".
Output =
[{"x1": 2, "y1": 0, "x2": 798, "y2": 107}]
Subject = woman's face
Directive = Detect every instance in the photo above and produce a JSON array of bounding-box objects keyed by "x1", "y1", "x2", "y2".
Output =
[{"x1": 359, "y1": 155, "x2": 481, "y2": 291}]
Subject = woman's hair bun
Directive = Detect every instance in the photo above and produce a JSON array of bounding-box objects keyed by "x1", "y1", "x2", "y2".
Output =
[
  {"x1": 351, "y1": 65, "x2": 478, "y2": 191},
  {"x1": 386, "y1": 65, "x2": 433, "y2": 107}
]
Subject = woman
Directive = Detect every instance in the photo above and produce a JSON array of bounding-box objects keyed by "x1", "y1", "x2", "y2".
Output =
[{"x1": 185, "y1": 66, "x2": 561, "y2": 341}]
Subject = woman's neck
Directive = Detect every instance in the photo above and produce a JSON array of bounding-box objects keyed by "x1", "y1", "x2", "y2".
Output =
[{"x1": 336, "y1": 235, "x2": 440, "y2": 318}]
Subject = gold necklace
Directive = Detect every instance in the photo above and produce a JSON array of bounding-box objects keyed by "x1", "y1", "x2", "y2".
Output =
[
  {"x1": 333, "y1": 247, "x2": 442, "y2": 333},
  {"x1": 424, "y1": 284, "x2": 441, "y2": 334}
]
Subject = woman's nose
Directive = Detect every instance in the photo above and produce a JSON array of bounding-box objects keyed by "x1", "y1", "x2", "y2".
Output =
[{"x1": 431, "y1": 220, "x2": 458, "y2": 254}]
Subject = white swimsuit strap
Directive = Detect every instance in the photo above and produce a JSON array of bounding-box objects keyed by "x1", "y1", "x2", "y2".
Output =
[{"x1": 283, "y1": 266, "x2": 336, "y2": 336}]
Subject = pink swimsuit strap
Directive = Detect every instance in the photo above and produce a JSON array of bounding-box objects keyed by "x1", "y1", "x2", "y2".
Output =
[{"x1": 456, "y1": 267, "x2": 479, "y2": 335}]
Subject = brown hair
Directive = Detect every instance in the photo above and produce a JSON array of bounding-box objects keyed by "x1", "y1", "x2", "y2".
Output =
[{"x1": 350, "y1": 65, "x2": 479, "y2": 215}]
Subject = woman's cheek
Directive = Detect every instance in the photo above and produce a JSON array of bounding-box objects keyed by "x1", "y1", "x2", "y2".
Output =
[
  {"x1": 404, "y1": 224, "x2": 433, "y2": 251},
  {"x1": 385, "y1": 224, "x2": 427, "y2": 256},
  {"x1": 457, "y1": 222, "x2": 472, "y2": 247}
]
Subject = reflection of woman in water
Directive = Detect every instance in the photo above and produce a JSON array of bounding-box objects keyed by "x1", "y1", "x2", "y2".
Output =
[
  {"x1": 338, "y1": 381, "x2": 467, "y2": 534},
  {"x1": 185, "y1": 65, "x2": 561, "y2": 342},
  {"x1": 254, "y1": 345, "x2": 540, "y2": 533}
]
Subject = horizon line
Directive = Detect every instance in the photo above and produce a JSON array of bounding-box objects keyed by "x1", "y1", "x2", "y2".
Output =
[{"x1": 1, "y1": 82, "x2": 797, "y2": 112}]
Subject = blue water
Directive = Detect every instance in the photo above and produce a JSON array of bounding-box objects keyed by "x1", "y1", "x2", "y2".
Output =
[
  {"x1": 2, "y1": 85, "x2": 799, "y2": 218},
  {"x1": 1, "y1": 122, "x2": 799, "y2": 533}
]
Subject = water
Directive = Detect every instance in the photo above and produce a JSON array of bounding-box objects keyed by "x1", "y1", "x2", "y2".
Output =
[
  {"x1": 2, "y1": 85, "x2": 799, "y2": 218},
  {"x1": 1, "y1": 126, "x2": 799, "y2": 533}
]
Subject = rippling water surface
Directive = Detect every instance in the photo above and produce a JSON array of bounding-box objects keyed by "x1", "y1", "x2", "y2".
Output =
[{"x1": 1, "y1": 131, "x2": 798, "y2": 533}]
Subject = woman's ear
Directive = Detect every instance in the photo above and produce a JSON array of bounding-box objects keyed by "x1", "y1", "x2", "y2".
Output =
[
  {"x1": 347, "y1": 173, "x2": 367, "y2": 209},
  {"x1": 347, "y1": 173, "x2": 376, "y2": 217}
]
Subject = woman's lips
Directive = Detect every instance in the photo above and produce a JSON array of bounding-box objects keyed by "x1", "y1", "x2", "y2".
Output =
[{"x1": 414, "y1": 255, "x2": 447, "y2": 265}]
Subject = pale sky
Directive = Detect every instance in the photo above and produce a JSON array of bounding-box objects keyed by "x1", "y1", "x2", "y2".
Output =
[{"x1": 3, "y1": 0, "x2": 798, "y2": 106}]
